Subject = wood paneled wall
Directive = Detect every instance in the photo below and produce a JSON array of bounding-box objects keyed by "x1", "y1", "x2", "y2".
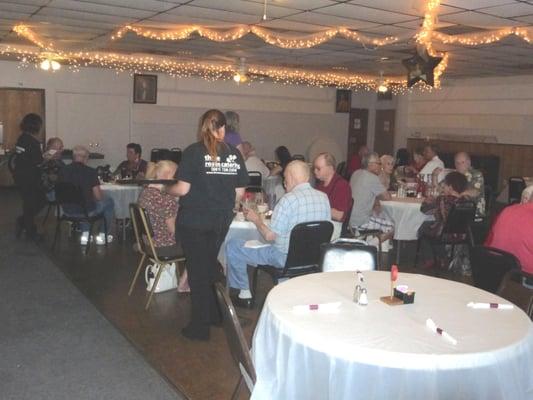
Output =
[{"x1": 407, "y1": 138, "x2": 533, "y2": 190}]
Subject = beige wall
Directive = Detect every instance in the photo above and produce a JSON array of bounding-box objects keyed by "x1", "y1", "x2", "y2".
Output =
[{"x1": 0, "y1": 60, "x2": 348, "y2": 168}]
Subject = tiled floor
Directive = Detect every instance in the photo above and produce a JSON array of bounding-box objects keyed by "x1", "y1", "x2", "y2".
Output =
[{"x1": 1, "y1": 188, "x2": 485, "y2": 400}]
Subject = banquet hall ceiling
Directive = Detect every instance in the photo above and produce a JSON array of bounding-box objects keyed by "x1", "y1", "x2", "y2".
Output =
[{"x1": 1, "y1": 0, "x2": 533, "y2": 80}]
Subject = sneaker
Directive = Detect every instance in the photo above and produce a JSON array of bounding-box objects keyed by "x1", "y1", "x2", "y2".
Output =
[
  {"x1": 80, "y1": 232, "x2": 90, "y2": 245},
  {"x1": 95, "y1": 233, "x2": 113, "y2": 245}
]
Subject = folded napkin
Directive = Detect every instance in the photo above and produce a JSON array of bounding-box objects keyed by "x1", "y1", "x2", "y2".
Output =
[
  {"x1": 426, "y1": 318, "x2": 458, "y2": 345},
  {"x1": 292, "y1": 302, "x2": 341, "y2": 314},
  {"x1": 467, "y1": 302, "x2": 514, "y2": 310}
]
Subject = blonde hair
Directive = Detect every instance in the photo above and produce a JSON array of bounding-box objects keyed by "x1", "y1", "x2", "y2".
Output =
[
  {"x1": 145, "y1": 162, "x2": 157, "y2": 180},
  {"x1": 154, "y1": 160, "x2": 177, "y2": 179},
  {"x1": 199, "y1": 109, "x2": 226, "y2": 159}
]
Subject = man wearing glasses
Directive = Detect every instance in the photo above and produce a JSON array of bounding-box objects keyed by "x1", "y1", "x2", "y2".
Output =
[{"x1": 349, "y1": 152, "x2": 393, "y2": 235}]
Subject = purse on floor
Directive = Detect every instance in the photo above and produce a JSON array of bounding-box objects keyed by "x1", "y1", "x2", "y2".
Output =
[{"x1": 145, "y1": 262, "x2": 177, "y2": 293}]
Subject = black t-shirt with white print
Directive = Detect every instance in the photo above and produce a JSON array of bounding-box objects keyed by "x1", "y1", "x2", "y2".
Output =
[{"x1": 176, "y1": 141, "x2": 248, "y2": 229}]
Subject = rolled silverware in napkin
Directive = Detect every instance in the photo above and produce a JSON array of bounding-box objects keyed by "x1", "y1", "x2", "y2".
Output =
[
  {"x1": 426, "y1": 318, "x2": 458, "y2": 345},
  {"x1": 292, "y1": 302, "x2": 341, "y2": 314},
  {"x1": 467, "y1": 302, "x2": 514, "y2": 310}
]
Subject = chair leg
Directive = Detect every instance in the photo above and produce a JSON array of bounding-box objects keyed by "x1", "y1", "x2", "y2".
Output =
[
  {"x1": 231, "y1": 376, "x2": 244, "y2": 400},
  {"x1": 128, "y1": 254, "x2": 146, "y2": 296},
  {"x1": 251, "y1": 268, "x2": 259, "y2": 299},
  {"x1": 377, "y1": 236, "x2": 383, "y2": 270},
  {"x1": 42, "y1": 204, "x2": 51, "y2": 227},
  {"x1": 145, "y1": 262, "x2": 164, "y2": 310},
  {"x1": 52, "y1": 218, "x2": 61, "y2": 251},
  {"x1": 103, "y1": 217, "x2": 108, "y2": 247},
  {"x1": 85, "y1": 222, "x2": 94, "y2": 255}
]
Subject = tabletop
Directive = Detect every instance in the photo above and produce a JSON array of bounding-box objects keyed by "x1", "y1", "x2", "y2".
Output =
[{"x1": 251, "y1": 271, "x2": 533, "y2": 400}]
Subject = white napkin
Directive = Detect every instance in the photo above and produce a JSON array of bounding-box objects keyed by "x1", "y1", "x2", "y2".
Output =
[
  {"x1": 426, "y1": 318, "x2": 458, "y2": 345},
  {"x1": 292, "y1": 302, "x2": 341, "y2": 314},
  {"x1": 467, "y1": 302, "x2": 514, "y2": 310}
]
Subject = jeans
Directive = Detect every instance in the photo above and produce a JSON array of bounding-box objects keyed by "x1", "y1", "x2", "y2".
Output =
[
  {"x1": 63, "y1": 195, "x2": 115, "y2": 234},
  {"x1": 226, "y1": 238, "x2": 286, "y2": 291}
]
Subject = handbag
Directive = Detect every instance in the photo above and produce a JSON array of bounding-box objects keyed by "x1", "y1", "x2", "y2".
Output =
[{"x1": 145, "y1": 262, "x2": 177, "y2": 293}]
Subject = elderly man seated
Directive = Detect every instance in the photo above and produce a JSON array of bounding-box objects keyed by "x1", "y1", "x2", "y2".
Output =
[
  {"x1": 313, "y1": 152, "x2": 351, "y2": 222},
  {"x1": 349, "y1": 152, "x2": 393, "y2": 238},
  {"x1": 59, "y1": 145, "x2": 115, "y2": 245},
  {"x1": 225, "y1": 160, "x2": 331, "y2": 308},
  {"x1": 454, "y1": 152, "x2": 485, "y2": 219},
  {"x1": 241, "y1": 141, "x2": 270, "y2": 182}
]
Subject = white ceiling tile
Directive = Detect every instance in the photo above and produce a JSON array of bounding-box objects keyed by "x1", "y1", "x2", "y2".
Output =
[
  {"x1": 317, "y1": 3, "x2": 420, "y2": 24},
  {"x1": 479, "y1": 3, "x2": 533, "y2": 18},
  {"x1": 286, "y1": 11, "x2": 379, "y2": 30},
  {"x1": 47, "y1": 0, "x2": 158, "y2": 19},
  {"x1": 440, "y1": 0, "x2": 517, "y2": 9},
  {"x1": 513, "y1": 14, "x2": 533, "y2": 24},
  {"x1": 257, "y1": 18, "x2": 327, "y2": 32},
  {"x1": 439, "y1": 10, "x2": 523, "y2": 27},
  {"x1": 37, "y1": 7, "x2": 138, "y2": 24},
  {"x1": 0, "y1": 3, "x2": 40, "y2": 13},
  {"x1": 67, "y1": 0, "x2": 178, "y2": 12},
  {"x1": 165, "y1": 5, "x2": 268, "y2": 24}
]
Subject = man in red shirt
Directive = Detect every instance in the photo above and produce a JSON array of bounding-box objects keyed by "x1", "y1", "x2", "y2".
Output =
[
  {"x1": 485, "y1": 202, "x2": 533, "y2": 275},
  {"x1": 313, "y1": 152, "x2": 352, "y2": 222}
]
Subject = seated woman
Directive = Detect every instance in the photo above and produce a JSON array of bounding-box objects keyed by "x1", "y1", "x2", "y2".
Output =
[
  {"x1": 378, "y1": 154, "x2": 397, "y2": 191},
  {"x1": 138, "y1": 160, "x2": 189, "y2": 292},
  {"x1": 417, "y1": 171, "x2": 468, "y2": 268}
]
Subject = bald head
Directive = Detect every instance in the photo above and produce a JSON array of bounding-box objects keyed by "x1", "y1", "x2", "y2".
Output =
[
  {"x1": 454, "y1": 152, "x2": 471, "y2": 174},
  {"x1": 284, "y1": 160, "x2": 310, "y2": 192}
]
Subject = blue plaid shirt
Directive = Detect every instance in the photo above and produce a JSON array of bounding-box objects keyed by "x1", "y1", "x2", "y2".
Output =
[{"x1": 270, "y1": 182, "x2": 331, "y2": 254}]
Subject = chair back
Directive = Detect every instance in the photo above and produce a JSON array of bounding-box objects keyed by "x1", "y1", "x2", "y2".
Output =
[
  {"x1": 129, "y1": 203, "x2": 159, "y2": 260},
  {"x1": 169, "y1": 147, "x2": 182, "y2": 164},
  {"x1": 471, "y1": 246, "x2": 521, "y2": 293},
  {"x1": 497, "y1": 270, "x2": 533, "y2": 319},
  {"x1": 150, "y1": 148, "x2": 168, "y2": 163},
  {"x1": 341, "y1": 198, "x2": 354, "y2": 237},
  {"x1": 508, "y1": 177, "x2": 526, "y2": 204},
  {"x1": 214, "y1": 282, "x2": 256, "y2": 390},
  {"x1": 284, "y1": 221, "x2": 334, "y2": 271},
  {"x1": 292, "y1": 154, "x2": 305, "y2": 161},
  {"x1": 320, "y1": 238, "x2": 377, "y2": 272},
  {"x1": 247, "y1": 171, "x2": 262, "y2": 193},
  {"x1": 442, "y1": 200, "x2": 475, "y2": 238}
]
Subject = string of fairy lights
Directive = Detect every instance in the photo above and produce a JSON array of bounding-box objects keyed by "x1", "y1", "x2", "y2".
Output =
[{"x1": 3, "y1": 0, "x2": 533, "y2": 92}]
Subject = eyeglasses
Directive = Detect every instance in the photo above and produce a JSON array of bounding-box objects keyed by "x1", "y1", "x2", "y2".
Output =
[{"x1": 369, "y1": 161, "x2": 382, "y2": 165}]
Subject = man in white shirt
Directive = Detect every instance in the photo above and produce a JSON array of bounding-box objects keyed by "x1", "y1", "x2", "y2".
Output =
[
  {"x1": 241, "y1": 141, "x2": 270, "y2": 182},
  {"x1": 420, "y1": 144, "x2": 444, "y2": 175}
]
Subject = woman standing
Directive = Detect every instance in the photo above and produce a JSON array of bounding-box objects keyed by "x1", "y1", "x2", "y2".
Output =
[
  {"x1": 13, "y1": 113, "x2": 46, "y2": 241},
  {"x1": 171, "y1": 109, "x2": 248, "y2": 340}
]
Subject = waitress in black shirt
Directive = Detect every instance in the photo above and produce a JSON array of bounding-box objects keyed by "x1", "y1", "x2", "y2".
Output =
[
  {"x1": 171, "y1": 109, "x2": 248, "y2": 341},
  {"x1": 13, "y1": 113, "x2": 46, "y2": 241}
]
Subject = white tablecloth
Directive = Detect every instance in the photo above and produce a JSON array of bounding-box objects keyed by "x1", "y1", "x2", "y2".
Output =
[
  {"x1": 101, "y1": 183, "x2": 142, "y2": 219},
  {"x1": 218, "y1": 219, "x2": 342, "y2": 267},
  {"x1": 381, "y1": 198, "x2": 433, "y2": 241},
  {"x1": 252, "y1": 271, "x2": 533, "y2": 400}
]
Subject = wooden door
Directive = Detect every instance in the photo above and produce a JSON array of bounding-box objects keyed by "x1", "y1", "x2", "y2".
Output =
[
  {"x1": 0, "y1": 88, "x2": 45, "y2": 186},
  {"x1": 347, "y1": 108, "x2": 368, "y2": 160},
  {"x1": 374, "y1": 109, "x2": 395, "y2": 156}
]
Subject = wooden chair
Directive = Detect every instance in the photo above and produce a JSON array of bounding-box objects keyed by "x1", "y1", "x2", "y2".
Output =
[
  {"x1": 52, "y1": 182, "x2": 108, "y2": 255},
  {"x1": 320, "y1": 238, "x2": 377, "y2": 272},
  {"x1": 497, "y1": 270, "x2": 533, "y2": 319},
  {"x1": 471, "y1": 246, "x2": 521, "y2": 294},
  {"x1": 214, "y1": 282, "x2": 256, "y2": 400},
  {"x1": 128, "y1": 203, "x2": 186, "y2": 309},
  {"x1": 251, "y1": 221, "x2": 333, "y2": 300}
]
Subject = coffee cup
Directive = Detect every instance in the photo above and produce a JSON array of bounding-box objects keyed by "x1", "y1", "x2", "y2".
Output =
[
  {"x1": 257, "y1": 204, "x2": 268, "y2": 214},
  {"x1": 236, "y1": 211, "x2": 245, "y2": 222}
]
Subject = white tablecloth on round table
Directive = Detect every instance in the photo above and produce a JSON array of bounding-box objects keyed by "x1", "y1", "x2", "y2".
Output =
[
  {"x1": 251, "y1": 271, "x2": 533, "y2": 400},
  {"x1": 218, "y1": 219, "x2": 342, "y2": 267},
  {"x1": 381, "y1": 198, "x2": 433, "y2": 241},
  {"x1": 101, "y1": 183, "x2": 143, "y2": 219}
]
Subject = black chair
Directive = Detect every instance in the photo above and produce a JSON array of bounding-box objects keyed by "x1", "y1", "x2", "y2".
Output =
[
  {"x1": 246, "y1": 171, "x2": 262, "y2": 193},
  {"x1": 52, "y1": 182, "x2": 108, "y2": 255},
  {"x1": 251, "y1": 221, "x2": 334, "y2": 298},
  {"x1": 415, "y1": 200, "x2": 476, "y2": 268},
  {"x1": 340, "y1": 198, "x2": 354, "y2": 238},
  {"x1": 320, "y1": 238, "x2": 377, "y2": 272},
  {"x1": 214, "y1": 282, "x2": 256, "y2": 400},
  {"x1": 128, "y1": 204, "x2": 186, "y2": 309},
  {"x1": 169, "y1": 147, "x2": 182, "y2": 164},
  {"x1": 471, "y1": 246, "x2": 521, "y2": 294},
  {"x1": 150, "y1": 148, "x2": 169, "y2": 163},
  {"x1": 508, "y1": 177, "x2": 526, "y2": 205},
  {"x1": 497, "y1": 270, "x2": 533, "y2": 319}
]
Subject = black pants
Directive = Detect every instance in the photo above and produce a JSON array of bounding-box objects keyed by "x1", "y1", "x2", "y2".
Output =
[
  {"x1": 177, "y1": 214, "x2": 231, "y2": 336},
  {"x1": 17, "y1": 184, "x2": 46, "y2": 236}
]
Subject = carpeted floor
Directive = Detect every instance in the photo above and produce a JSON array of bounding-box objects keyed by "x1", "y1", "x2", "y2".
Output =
[{"x1": 0, "y1": 222, "x2": 184, "y2": 400}]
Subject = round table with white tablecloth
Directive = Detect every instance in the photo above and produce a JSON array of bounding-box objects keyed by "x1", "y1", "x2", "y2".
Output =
[
  {"x1": 381, "y1": 197, "x2": 433, "y2": 241},
  {"x1": 100, "y1": 183, "x2": 142, "y2": 219},
  {"x1": 251, "y1": 271, "x2": 533, "y2": 400}
]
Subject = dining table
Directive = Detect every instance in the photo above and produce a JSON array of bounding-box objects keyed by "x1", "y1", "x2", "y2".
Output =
[
  {"x1": 101, "y1": 182, "x2": 143, "y2": 238},
  {"x1": 251, "y1": 271, "x2": 533, "y2": 400}
]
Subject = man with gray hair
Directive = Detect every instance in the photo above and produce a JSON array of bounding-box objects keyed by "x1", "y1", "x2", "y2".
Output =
[
  {"x1": 349, "y1": 152, "x2": 393, "y2": 234},
  {"x1": 59, "y1": 145, "x2": 115, "y2": 245},
  {"x1": 226, "y1": 160, "x2": 331, "y2": 308}
]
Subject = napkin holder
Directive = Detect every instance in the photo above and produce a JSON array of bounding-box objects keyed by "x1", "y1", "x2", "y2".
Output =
[{"x1": 380, "y1": 288, "x2": 415, "y2": 305}]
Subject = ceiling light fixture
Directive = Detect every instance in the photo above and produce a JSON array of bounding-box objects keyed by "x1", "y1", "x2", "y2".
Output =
[
  {"x1": 39, "y1": 57, "x2": 61, "y2": 71},
  {"x1": 263, "y1": 0, "x2": 268, "y2": 20},
  {"x1": 376, "y1": 71, "x2": 388, "y2": 93}
]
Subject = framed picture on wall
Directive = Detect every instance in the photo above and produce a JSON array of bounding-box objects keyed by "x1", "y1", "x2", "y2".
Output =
[
  {"x1": 335, "y1": 89, "x2": 351, "y2": 113},
  {"x1": 133, "y1": 74, "x2": 157, "y2": 104}
]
